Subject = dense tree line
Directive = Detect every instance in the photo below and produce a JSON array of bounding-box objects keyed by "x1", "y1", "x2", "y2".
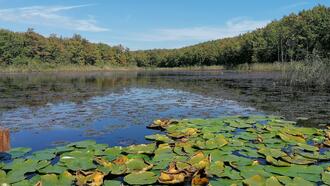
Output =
[
  {"x1": 132, "y1": 5, "x2": 330, "y2": 67},
  {"x1": 0, "y1": 28, "x2": 131, "y2": 66},
  {"x1": 0, "y1": 5, "x2": 329, "y2": 68}
]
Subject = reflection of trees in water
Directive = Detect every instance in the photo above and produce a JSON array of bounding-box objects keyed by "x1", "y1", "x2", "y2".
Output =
[
  {"x1": 0, "y1": 71, "x2": 329, "y2": 126},
  {"x1": 0, "y1": 72, "x2": 140, "y2": 111}
]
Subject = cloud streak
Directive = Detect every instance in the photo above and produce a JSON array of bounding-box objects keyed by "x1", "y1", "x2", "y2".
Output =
[
  {"x1": 0, "y1": 4, "x2": 109, "y2": 32},
  {"x1": 130, "y1": 18, "x2": 269, "y2": 42},
  {"x1": 281, "y1": 2, "x2": 309, "y2": 10}
]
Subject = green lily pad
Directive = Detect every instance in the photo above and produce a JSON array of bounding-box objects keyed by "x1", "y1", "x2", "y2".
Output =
[
  {"x1": 209, "y1": 179, "x2": 243, "y2": 186},
  {"x1": 206, "y1": 161, "x2": 224, "y2": 177},
  {"x1": 239, "y1": 165, "x2": 271, "y2": 179},
  {"x1": 278, "y1": 132, "x2": 306, "y2": 144},
  {"x1": 243, "y1": 175, "x2": 265, "y2": 186},
  {"x1": 104, "y1": 180, "x2": 122, "y2": 186},
  {"x1": 124, "y1": 143, "x2": 156, "y2": 154},
  {"x1": 264, "y1": 165, "x2": 322, "y2": 182},
  {"x1": 7, "y1": 147, "x2": 31, "y2": 159},
  {"x1": 104, "y1": 146, "x2": 123, "y2": 161},
  {"x1": 64, "y1": 157, "x2": 96, "y2": 171},
  {"x1": 266, "y1": 155, "x2": 291, "y2": 167},
  {"x1": 39, "y1": 165, "x2": 67, "y2": 174},
  {"x1": 28, "y1": 149, "x2": 56, "y2": 161},
  {"x1": 126, "y1": 158, "x2": 153, "y2": 173},
  {"x1": 276, "y1": 176, "x2": 292, "y2": 185},
  {"x1": 296, "y1": 143, "x2": 319, "y2": 152},
  {"x1": 67, "y1": 140, "x2": 97, "y2": 148},
  {"x1": 287, "y1": 177, "x2": 314, "y2": 186},
  {"x1": 124, "y1": 171, "x2": 158, "y2": 185},
  {"x1": 258, "y1": 147, "x2": 287, "y2": 158},
  {"x1": 145, "y1": 134, "x2": 174, "y2": 143},
  {"x1": 219, "y1": 166, "x2": 242, "y2": 180},
  {"x1": 322, "y1": 171, "x2": 330, "y2": 185},
  {"x1": 3, "y1": 159, "x2": 49, "y2": 173},
  {"x1": 39, "y1": 171, "x2": 74, "y2": 186},
  {"x1": 265, "y1": 176, "x2": 282, "y2": 186}
]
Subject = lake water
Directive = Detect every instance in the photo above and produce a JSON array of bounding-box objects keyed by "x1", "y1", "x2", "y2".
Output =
[{"x1": 0, "y1": 70, "x2": 329, "y2": 151}]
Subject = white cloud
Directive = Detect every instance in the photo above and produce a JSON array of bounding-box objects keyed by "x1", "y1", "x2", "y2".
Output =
[
  {"x1": 0, "y1": 4, "x2": 109, "y2": 32},
  {"x1": 130, "y1": 17, "x2": 269, "y2": 42},
  {"x1": 281, "y1": 2, "x2": 309, "y2": 10}
]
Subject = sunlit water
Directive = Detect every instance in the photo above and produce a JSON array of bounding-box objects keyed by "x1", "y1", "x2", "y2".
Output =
[{"x1": 0, "y1": 70, "x2": 328, "y2": 151}]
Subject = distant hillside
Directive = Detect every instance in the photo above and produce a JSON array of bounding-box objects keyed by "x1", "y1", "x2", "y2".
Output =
[
  {"x1": 0, "y1": 29, "x2": 132, "y2": 67},
  {"x1": 0, "y1": 5, "x2": 329, "y2": 69},
  {"x1": 131, "y1": 5, "x2": 330, "y2": 67}
]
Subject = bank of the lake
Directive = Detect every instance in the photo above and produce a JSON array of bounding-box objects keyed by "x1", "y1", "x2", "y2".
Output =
[{"x1": 0, "y1": 64, "x2": 225, "y2": 73}]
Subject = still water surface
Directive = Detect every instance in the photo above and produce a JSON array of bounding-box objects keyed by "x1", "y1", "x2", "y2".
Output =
[{"x1": 0, "y1": 70, "x2": 329, "y2": 151}]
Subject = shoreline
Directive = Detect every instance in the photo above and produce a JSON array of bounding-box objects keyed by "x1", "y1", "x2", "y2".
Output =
[{"x1": 0, "y1": 65, "x2": 225, "y2": 74}]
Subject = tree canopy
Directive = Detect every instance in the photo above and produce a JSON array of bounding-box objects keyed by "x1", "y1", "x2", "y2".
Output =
[
  {"x1": 131, "y1": 5, "x2": 330, "y2": 67},
  {"x1": 0, "y1": 5, "x2": 329, "y2": 68}
]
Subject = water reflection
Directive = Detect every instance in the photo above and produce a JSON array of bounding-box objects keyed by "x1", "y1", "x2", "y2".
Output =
[{"x1": 0, "y1": 70, "x2": 329, "y2": 150}]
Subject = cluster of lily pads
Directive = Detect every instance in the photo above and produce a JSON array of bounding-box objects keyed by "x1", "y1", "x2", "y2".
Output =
[{"x1": 1, "y1": 115, "x2": 330, "y2": 185}]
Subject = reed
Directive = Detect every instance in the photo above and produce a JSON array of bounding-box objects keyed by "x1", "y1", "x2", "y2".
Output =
[{"x1": 282, "y1": 56, "x2": 330, "y2": 88}]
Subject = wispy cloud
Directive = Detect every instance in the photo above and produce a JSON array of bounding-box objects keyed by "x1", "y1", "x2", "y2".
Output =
[
  {"x1": 129, "y1": 18, "x2": 269, "y2": 42},
  {"x1": 281, "y1": 2, "x2": 309, "y2": 10},
  {"x1": 0, "y1": 4, "x2": 109, "y2": 32}
]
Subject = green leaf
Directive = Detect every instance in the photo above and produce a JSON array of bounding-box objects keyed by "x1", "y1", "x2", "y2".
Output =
[
  {"x1": 264, "y1": 165, "x2": 322, "y2": 182},
  {"x1": 243, "y1": 175, "x2": 265, "y2": 186},
  {"x1": 67, "y1": 140, "x2": 96, "y2": 148},
  {"x1": 145, "y1": 134, "x2": 174, "y2": 143},
  {"x1": 322, "y1": 171, "x2": 330, "y2": 185},
  {"x1": 124, "y1": 171, "x2": 158, "y2": 185},
  {"x1": 104, "y1": 180, "x2": 122, "y2": 186},
  {"x1": 39, "y1": 165, "x2": 67, "y2": 174},
  {"x1": 265, "y1": 176, "x2": 282, "y2": 186},
  {"x1": 28, "y1": 149, "x2": 56, "y2": 161},
  {"x1": 124, "y1": 143, "x2": 156, "y2": 154},
  {"x1": 7, "y1": 147, "x2": 31, "y2": 158},
  {"x1": 126, "y1": 158, "x2": 153, "y2": 173}
]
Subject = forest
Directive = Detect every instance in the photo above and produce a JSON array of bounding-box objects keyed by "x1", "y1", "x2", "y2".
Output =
[{"x1": 0, "y1": 5, "x2": 329, "y2": 68}]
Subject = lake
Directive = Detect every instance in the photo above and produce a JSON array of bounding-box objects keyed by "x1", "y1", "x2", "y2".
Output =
[{"x1": 0, "y1": 70, "x2": 329, "y2": 151}]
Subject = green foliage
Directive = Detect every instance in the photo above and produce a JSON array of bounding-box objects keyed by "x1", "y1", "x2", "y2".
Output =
[
  {"x1": 131, "y1": 5, "x2": 330, "y2": 67},
  {"x1": 0, "y1": 29, "x2": 132, "y2": 67}
]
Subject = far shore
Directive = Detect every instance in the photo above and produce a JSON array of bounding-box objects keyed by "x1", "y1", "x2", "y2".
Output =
[
  {"x1": 0, "y1": 63, "x2": 292, "y2": 74},
  {"x1": 0, "y1": 64, "x2": 226, "y2": 73}
]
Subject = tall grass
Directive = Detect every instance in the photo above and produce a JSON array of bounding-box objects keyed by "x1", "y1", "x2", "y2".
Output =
[
  {"x1": 282, "y1": 56, "x2": 330, "y2": 88},
  {"x1": 234, "y1": 62, "x2": 289, "y2": 72}
]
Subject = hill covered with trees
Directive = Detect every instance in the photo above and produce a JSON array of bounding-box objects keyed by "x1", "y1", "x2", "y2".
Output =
[
  {"x1": 131, "y1": 5, "x2": 330, "y2": 67},
  {"x1": 0, "y1": 29, "x2": 131, "y2": 67},
  {"x1": 0, "y1": 5, "x2": 329, "y2": 69}
]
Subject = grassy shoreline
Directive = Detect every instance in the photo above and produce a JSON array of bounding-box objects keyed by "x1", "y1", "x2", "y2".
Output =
[{"x1": 0, "y1": 64, "x2": 225, "y2": 73}]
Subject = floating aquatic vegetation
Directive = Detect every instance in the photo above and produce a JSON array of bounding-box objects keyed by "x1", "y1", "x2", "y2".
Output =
[{"x1": 1, "y1": 115, "x2": 330, "y2": 185}]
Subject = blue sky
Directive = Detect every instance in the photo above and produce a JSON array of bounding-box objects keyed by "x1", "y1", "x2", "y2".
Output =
[{"x1": 0, "y1": 0, "x2": 329, "y2": 50}]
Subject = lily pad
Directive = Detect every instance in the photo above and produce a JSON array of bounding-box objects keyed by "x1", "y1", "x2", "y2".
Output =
[
  {"x1": 125, "y1": 158, "x2": 153, "y2": 173},
  {"x1": 322, "y1": 171, "x2": 330, "y2": 185},
  {"x1": 145, "y1": 134, "x2": 173, "y2": 143},
  {"x1": 124, "y1": 143, "x2": 156, "y2": 154},
  {"x1": 104, "y1": 180, "x2": 122, "y2": 186},
  {"x1": 7, "y1": 147, "x2": 31, "y2": 159},
  {"x1": 124, "y1": 171, "x2": 158, "y2": 185}
]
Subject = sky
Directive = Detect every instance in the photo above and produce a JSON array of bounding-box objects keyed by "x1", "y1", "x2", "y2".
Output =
[{"x1": 0, "y1": 0, "x2": 329, "y2": 50}]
